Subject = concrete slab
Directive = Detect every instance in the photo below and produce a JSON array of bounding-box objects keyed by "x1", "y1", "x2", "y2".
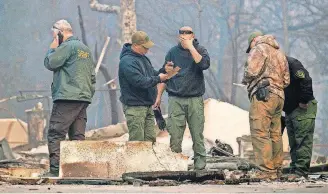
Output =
[{"x1": 59, "y1": 141, "x2": 188, "y2": 180}]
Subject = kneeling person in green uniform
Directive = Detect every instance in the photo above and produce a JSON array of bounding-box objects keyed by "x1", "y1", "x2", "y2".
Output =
[{"x1": 282, "y1": 56, "x2": 318, "y2": 179}]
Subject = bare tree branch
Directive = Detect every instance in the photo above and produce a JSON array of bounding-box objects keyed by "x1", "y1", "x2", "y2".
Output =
[{"x1": 89, "y1": 0, "x2": 120, "y2": 14}]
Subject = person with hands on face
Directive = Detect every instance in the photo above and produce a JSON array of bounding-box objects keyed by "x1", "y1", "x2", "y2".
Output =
[
  {"x1": 44, "y1": 20, "x2": 95, "y2": 177},
  {"x1": 155, "y1": 26, "x2": 210, "y2": 170}
]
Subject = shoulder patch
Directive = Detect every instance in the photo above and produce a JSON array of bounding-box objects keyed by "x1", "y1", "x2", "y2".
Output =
[
  {"x1": 295, "y1": 70, "x2": 305, "y2": 79},
  {"x1": 77, "y1": 49, "x2": 90, "y2": 59}
]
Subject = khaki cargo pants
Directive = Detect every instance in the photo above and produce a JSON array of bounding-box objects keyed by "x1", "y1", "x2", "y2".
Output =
[
  {"x1": 167, "y1": 96, "x2": 206, "y2": 170},
  {"x1": 123, "y1": 105, "x2": 156, "y2": 142},
  {"x1": 249, "y1": 93, "x2": 284, "y2": 172}
]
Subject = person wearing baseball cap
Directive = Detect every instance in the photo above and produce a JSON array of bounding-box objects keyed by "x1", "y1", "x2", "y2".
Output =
[
  {"x1": 242, "y1": 31, "x2": 290, "y2": 180},
  {"x1": 132, "y1": 31, "x2": 155, "y2": 50},
  {"x1": 246, "y1": 31, "x2": 263, "y2": 53},
  {"x1": 118, "y1": 31, "x2": 168, "y2": 142}
]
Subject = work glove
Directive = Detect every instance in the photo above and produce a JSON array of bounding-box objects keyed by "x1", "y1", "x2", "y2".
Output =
[{"x1": 153, "y1": 107, "x2": 166, "y2": 130}]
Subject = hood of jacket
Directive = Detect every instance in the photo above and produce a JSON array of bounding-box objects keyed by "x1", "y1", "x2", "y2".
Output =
[
  {"x1": 120, "y1": 43, "x2": 143, "y2": 59},
  {"x1": 255, "y1": 35, "x2": 280, "y2": 50}
]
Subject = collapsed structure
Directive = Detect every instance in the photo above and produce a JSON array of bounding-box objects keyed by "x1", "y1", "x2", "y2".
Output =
[{"x1": 0, "y1": 99, "x2": 327, "y2": 185}]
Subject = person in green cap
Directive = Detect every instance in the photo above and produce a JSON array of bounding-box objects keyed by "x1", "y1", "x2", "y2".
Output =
[
  {"x1": 281, "y1": 56, "x2": 317, "y2": 180},
  {"x1": 44, "y1": 19, "x2": 96, "y2": 177},
  {"x1": 119, "y1": 31, "x2": 169, "y2": 142},
  {"x1": 155, "y1": 26, "x2": 210, "y2": 170},
  {"x1": 242, "y1": 31, "x2": 290, "y2": 180}
]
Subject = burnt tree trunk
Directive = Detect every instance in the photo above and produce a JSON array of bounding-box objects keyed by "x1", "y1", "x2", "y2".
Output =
[{"x1": 90, "y1": 0, "x2": 136, "y2": 44}]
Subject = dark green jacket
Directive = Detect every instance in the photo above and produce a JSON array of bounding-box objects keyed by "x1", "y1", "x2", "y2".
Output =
[
  {"x1": 44, "y1": 36, "x2": 96, "y2": 103},
  {"x1": 119, "y1": 43, "x2": 163, "y2": 106},
  {"x1": 163, "y1": 39, "x2": 210, "y2": 97}
]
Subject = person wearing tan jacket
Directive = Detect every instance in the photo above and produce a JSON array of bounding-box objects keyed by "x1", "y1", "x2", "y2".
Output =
[{"x1": 243, "y1": 31, "x2": 290, "y2": 180}]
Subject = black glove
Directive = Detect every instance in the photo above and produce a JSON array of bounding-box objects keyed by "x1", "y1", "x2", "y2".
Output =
[
  {"x1": 281, "y1": 116, "x2": 286, "y2": 135},
  {"x1": 153, "y1": 107, "x2": 166, "y2": 130}
]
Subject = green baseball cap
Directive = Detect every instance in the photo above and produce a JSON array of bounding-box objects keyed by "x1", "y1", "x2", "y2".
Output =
[
  {"x1": 246, "y1": 31, "x2": 263, "y2": 53},
  {"x1": 131, "y1": 31, "x2": 154, "y2": 49}
]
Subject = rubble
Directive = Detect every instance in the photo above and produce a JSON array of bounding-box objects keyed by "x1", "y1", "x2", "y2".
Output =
[
  {"x1": 0, "y1": 98, "x2": 326, "y2": 186},
  {"x1": 237, "y1": 134, "x2": 291, "y2": 165},
  {"x1": 0, "y1": 139, "x2": 15, "y2": 160},
  {"x1": 209, "y1": 139, "x2": 234, "y2": 157},
  {"x1": 200, "y1": 99, "x2": 250, "y2": 155},
  {"x1": 0, "y1": 159, "x2": 47, "y2": 178},
  {"x1": 148, "y1": 179, "x2": 180, "y2": 187},
  {"x1": 189, "y1": 156, "x2": 260, "y2": 171},
  {"x1": 85, "y1": 123, "x2": 128, "y2": 140}
]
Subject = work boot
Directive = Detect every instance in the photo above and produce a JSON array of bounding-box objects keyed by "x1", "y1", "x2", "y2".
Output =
[
  {"x1": 276, "y1": 168, "x2": 283, "y2": 179},
  {"x1": 194, "y1": 156, "x2": 206, "y2": 170},
  {"x1": 280, "y1": 169, "x2": 307, "y2": 182},
  {"x1": 280, "y1": 173, "x2": 304, "y2": 182}
]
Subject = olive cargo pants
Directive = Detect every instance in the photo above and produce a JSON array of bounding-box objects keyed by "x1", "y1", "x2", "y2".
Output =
[
  {"x1": 286, "y1": 99, "x2": 317, "y2": 176},
  {"x1": 123, "y1": 105, "x2": 156, "y2": 142},
  {"x1": 167, "y1": 96, "x2": 206, "y2": 170}
]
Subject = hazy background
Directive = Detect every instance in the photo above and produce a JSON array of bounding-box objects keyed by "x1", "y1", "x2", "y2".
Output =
[{"x1": 0, "y1": 0, "x2": 327, "y2": 154}]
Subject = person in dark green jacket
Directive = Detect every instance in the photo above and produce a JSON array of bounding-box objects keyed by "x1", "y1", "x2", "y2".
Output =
[
  {"x1": 43, "y1": 20, "x2": 95, "y2": 177},
  {"x1": 119, "y1": 31, "x2": 168, "y2": 142},
  {"x1": 155, "y1": 26, "x2": 210, "y2": 170}
]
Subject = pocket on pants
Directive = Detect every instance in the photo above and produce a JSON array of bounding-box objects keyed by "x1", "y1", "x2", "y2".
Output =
[
  {"x1": 50, "y1": 104, "x2": 65, "y2": 122},
  {"x1": 296, "y1": 101, "x2": 317, "y2": 121},
  {"x1": 192, "y1": 97, "x2": 204, "y2": 122},
  {"x1": 250, "y1": 116, "x2": 262, "y2": 131}
]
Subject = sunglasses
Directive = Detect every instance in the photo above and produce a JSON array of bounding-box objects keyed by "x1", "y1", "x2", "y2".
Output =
[
  {"x1": 179, "y1": 30, "x2": 193, "y2": 35},
  {"x1": 51, "y1": 26, "x2": 63, "y2": 32}
]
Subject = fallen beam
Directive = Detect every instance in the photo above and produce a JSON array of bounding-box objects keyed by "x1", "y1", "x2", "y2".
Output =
[
  {"x1": 122, "y1": 170, "x2": 225, "y2": 182},
  {"x1": 206, "y1": 162, "x2": 238, "y2": 170},
  {"x1": 0, "y1": 176, "x2": 125, "y2": 185},
  {"x1": 283, "y1": 164, "x2": 328, "y2": 174}
]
